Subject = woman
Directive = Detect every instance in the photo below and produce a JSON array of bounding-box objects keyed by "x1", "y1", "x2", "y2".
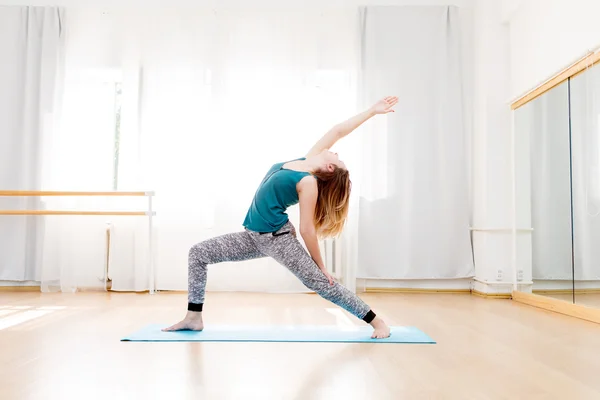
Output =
[{"x1": 164, "y1": 96, "x2": 398, "y2": 339}]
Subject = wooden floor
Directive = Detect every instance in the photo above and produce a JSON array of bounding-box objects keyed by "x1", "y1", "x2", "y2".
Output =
[{"x1": 1, "y1": 292, "x2": 600, "y2": 400}]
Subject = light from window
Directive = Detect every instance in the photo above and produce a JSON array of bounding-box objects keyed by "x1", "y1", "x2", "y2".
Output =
[{"x1": 112, "y1": 82, "x2": 122, "y2": 191}]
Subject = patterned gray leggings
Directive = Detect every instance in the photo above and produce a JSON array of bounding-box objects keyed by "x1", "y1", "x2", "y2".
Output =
[{"x1": 187, "y1": 221, "x2": 375, "y2": 323}]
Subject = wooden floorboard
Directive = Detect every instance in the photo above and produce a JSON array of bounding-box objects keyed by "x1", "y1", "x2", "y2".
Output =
[{"x1": 0, "y1": 291, "x2": 599, "y2": 399}]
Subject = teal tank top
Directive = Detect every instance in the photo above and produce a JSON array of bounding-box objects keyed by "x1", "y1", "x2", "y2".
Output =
[{"x1": 243, "y1": 158, "x2": 312, "y2": 233}]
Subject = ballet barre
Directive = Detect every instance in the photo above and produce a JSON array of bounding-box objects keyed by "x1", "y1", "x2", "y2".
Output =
[
  {"x1": 0, "y1": 190, "x2": 157, "y2": 294},
  {"x1": 0, "y1": 210, "x2": 152, "y2": 216},
  {"x1": 0, "y1": 190, "x2": 152, "y2": 197}
]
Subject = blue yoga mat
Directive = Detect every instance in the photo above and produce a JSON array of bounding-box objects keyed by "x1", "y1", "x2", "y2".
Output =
[{"x1": 121, "y1": 324, "x2": 435, "y2": 344}]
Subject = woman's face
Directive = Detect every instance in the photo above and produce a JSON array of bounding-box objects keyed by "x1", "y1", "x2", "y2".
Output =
[{"x1": 321, "y1": 150, "x2": 347, "y2": 171}]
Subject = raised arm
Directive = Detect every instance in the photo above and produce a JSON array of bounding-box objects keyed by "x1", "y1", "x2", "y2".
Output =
[{"x1": 306, "y1": 96, "x2": 398, "y2": 158}]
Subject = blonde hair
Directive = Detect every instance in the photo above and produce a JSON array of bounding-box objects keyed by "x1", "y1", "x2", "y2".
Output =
[{"x1": 312, "y1": 166, "x2": 351, "y2": 238}]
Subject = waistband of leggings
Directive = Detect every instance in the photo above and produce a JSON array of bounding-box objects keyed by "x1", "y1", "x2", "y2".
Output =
[{"x1": 247, "y1": 221, "x2": 293, "y2": 236}]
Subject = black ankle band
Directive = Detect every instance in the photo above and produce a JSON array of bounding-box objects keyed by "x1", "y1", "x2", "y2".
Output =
[
  {"x1": 187, "y1": 302, "x2": 203, "y2": 312},
  {"x1": 362, "y1": 310, "x2": 376, "y2": 323}
]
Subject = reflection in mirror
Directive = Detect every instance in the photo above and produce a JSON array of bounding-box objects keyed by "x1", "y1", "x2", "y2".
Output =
[
  {"x1": 515, "y1": 80, "x2": 573, "y2": 302},
  {"x1": 569, "y1": 64, "x2": 600, "y2": 309}
]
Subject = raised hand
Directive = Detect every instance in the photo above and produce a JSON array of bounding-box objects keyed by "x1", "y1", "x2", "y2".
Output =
[
  {"x1": 306, "y1": 95, "x2": 398, "y2": 158},
  {"x1": 371, "y1": 96, "x2": 398, "y2": 114}
]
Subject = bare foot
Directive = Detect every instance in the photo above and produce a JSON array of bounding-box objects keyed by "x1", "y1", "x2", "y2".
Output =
[
  {"x1": 162, "y1": 311, "x2": 204, "y2": 332},
  {"x1": 369, "y1": 316, "x2": 391, "y2": 339}
]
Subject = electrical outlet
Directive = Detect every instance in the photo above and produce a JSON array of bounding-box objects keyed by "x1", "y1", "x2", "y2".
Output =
[
  {"x1": 496, "y1": 269, "x2": 503, "y2": 281},
  {"x1": 517, "y1": 270, "x2": 524, "y2": 281}
]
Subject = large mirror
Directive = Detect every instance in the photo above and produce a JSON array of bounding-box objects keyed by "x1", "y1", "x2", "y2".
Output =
[
  {"x1": 569, "y1": 64, "x2": 600, "y2": 309},
  {"x1": 514, "y1": 61, "x2": 600, "y2": 311},
  {"x1": 515, "y1": 80, "x2": 574, "y2": 303}
]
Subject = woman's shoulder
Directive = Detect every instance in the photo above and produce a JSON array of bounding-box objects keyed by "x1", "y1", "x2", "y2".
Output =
[{"x1": 297, "y1": 174, "x2": 317, "y2": 189}]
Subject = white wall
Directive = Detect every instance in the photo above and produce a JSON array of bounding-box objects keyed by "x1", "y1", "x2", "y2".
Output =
[
  {"x1": 470, "y1": 0, "x2": 516, "y2": 294},
  {"x1": 505, "y1": 0, "x2": 600, "y2": 292},
  {"x1": 469, "y1": 0, "x2": 600, "y2": 294},
  {"x1": 507, "y1": 0, "x2": 600, "y2": 99}
]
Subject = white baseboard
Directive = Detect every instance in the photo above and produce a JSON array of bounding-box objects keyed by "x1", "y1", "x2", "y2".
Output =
[
  {"x1": 533, "y1": 280, "x2": 600, "y2": 291},
  {"x1": 471, "y1": 279, "x2": 512, "y2": 295},
  {"x1": 0, "y1": 280, "x2": 40, "y2": 287},
  {"x1": 357, "y1": 278, "x2": 473, "y2": 291},
  {"x1": 471, "y1": 278, "x2": 532, "y2": 295},
  {"x1": 10, "y1": 278, "x2": 597, "y2": 293}
]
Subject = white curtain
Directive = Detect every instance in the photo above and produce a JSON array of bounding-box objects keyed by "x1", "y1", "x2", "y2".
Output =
[
  {"x1": 44, "y1": 8, "x2": 359, "y2": 292},
  {"x1": 353, "y1": 6, "x2": 473, "y2": 279},
  {"x1": 570, "y1": 63, "x2": 600, "y2": 281},
  {"x1": 3, "y1": 6, "x2": 476, "y2": 291},
  {"x1": 0, "y1": 7, "x2": 64, "y2": 282}
]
